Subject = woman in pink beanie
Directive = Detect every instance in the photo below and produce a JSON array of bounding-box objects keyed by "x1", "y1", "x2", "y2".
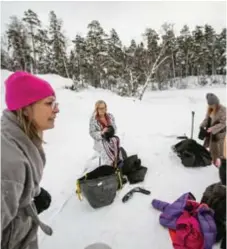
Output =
[{"x1": 1, "y1": 71, "x2": 59, "y2": 249}]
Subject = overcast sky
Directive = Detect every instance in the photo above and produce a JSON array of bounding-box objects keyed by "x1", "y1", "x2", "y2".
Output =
[{"x1": 1, "y1": 1, "x2": 226, "y2": 46}]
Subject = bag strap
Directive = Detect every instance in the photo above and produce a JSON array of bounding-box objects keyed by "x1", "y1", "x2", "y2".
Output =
[
  {"x1": 110, "y1": 135, "x2": 120, "y2": 168},
  {"x1": 114, "y1": 137, "x2": 124, "y2": 189},
  {"x1": 76, "y1": 180, "x2": 83, "y2": 201},
  {"x1": 115, "y1": 168, "x2": 123, "y2": 189}
]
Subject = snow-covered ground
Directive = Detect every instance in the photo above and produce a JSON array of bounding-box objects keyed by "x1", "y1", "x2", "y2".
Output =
[{"x1": 1, "y1": 70, "x2": 226, "y2": 249}]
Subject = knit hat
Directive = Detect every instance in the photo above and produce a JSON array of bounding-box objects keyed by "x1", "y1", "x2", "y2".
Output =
[
  {"x1": 5, "y1": 71, "x2": 55, "y2": 111},
  {"x1": 206, "y1": 93, "x2": 219, "y2": 106}
]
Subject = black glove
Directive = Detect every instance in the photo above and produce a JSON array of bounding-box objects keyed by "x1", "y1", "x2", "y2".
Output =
[
  {"x1": 198, "y1": 127, "x2": 209, "y2": 140},
  {"x1": 34, "y1": 187, "x2": 51, "y2": 214},
  {"x1": 102, "y1": 126, "x2": 115, "y2": 141}
]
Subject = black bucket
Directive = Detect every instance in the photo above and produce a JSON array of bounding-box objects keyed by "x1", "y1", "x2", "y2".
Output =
[{"x1": 78, "y1": 166, "x2": 121, "y2": 208}]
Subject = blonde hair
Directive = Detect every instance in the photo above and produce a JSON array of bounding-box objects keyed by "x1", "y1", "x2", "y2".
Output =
[
  {"x1": 206, "y1": 104, "x2": 220, "y2": 116},
  {"x1": 14, "y1": 108, "x2": 43, "y2": 146},
  {"x1": 94, "y1": 100, "x2": 107, "y2": 116}
]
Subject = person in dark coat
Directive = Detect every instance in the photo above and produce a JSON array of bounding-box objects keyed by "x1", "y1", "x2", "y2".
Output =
[
  {"x1": 201, "y1": 158, "x2": 226, "y2": 249},
  {"x1": 200, "y1": 93, "x2": 226, "y2": 165}
]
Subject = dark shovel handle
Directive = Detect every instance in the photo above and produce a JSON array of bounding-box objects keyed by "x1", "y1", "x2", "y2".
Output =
[
  {"x1": 191, "y1": 111, "x2": 195, "y2": 139},
  {"x1": 122, "y1": 187, "x2": 151, "y2": 203},
  {"x1": 136, "y1": 187, "x2": 151, "y2": 195}
]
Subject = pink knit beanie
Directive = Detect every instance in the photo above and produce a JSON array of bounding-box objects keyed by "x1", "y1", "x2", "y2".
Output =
[{"x1": 5, "y1": 71, "x2": 55, "y2": 111}]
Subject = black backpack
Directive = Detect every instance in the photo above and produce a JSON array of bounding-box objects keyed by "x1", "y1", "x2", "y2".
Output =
[
  {"x1": 172, "y1": 111, "x2": 212, "y2": 167},
  {"x1": 173, "y1": 138, "x2": 212, "y2": 167}
]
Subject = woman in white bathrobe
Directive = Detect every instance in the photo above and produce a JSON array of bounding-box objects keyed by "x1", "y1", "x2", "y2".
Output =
[{"x1": 89, "y1": 100, "x2": 122, "y2": 166}]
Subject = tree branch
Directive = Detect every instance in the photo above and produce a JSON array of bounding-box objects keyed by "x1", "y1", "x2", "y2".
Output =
[
  {"x1": 138, "y1": 42, "x2": 168, "y2": 100},
  {"x1": 154, "y1": 56, "x2": 170, "y2": 72}
]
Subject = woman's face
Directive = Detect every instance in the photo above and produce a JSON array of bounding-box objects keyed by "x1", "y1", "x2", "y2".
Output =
[
  {"x1": 97, "y1": 103, "x2": 106, "y2": 116},
  {"x1": 26, "y1": 96, "x2": 60, "y2": 131}
]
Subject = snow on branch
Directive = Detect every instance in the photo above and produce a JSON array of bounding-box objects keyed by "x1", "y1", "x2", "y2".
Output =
[{"x1": 138, "y1": 42, "x2": 169, "y2": 100}]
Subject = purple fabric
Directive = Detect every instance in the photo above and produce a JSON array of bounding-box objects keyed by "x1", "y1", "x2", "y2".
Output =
[
  {"x1": 152, "y1": 193, "x2": 193, "y2": 229},
  {"x1": 197, "y1": 205, "x2": 217, "y2": 249},
  {"x1": 151, "y1": 199, "x2": 170, "y2": 212},
  {"x1": 151, "y1": 193, "x2": 217, "y2": 249}
]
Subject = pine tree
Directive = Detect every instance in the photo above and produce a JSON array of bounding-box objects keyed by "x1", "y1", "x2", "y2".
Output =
[
  {"x1": 86, "y1": 20, "x2": 108, "y2": 87},
  {"x1": 72, "y1": 34, "x2": 87, "y2": 82},
  {"x1": 1, "y1": 35, "x2": 12, "y2": 70},
  {"x1": 1, "y1": 48, "x2": 11, "y2": 70},
  {"x1": 7, "y1": 16, "x2": 32, "y2": 71},
  {"x1": 161, "y1": 23, "x2": 177, "y2": 80},
  {"x1": 36, "y1": 28, "x2": 52, "y2": 73},
  {"x1": 143, "y1": 28, "x2": 161, "y2": 86},
  {"x1": 176, "y1": 25, "x2": 193, "y2": 78},
  {"x1": 191, "y1": 26, "x2": 206, "y2": 76},
  {"x1": 49, "y1": 11, "x2": 69, "y2": 78},
  {"x1": 1, "y1": 12, "x2": 226, "y2": 94},
  {"x1": 217, "y1": 28, "x2": 226, "y2": 74},
  {"x1": 105, "y1": 29, "x2": 124, "y2": 89},
  {"x1": 23, "y1": 9, "x2": 41, "y2": 73},
  {"x1": 144, "y1": 28, "x2": 160, "y2": 65},
  {"x1": 203, "y1": 24, "x2": 216, "y2": 75}
]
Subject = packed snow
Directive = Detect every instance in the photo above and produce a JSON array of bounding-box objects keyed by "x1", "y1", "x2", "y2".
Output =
[{"x1": 1, "y1": 70, "x2": 226, "y2": 249}]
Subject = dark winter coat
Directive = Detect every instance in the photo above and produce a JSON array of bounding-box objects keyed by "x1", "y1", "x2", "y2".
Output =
[
  {"x1": 201, "y1": 181, "x2": 226, "y2": 248},
  {"x1": 1, "y1": 110, "x2": 52, "y2": 249},
  {"x1": 219, "y1": 158, "x2": 226, "y2": 185},
  {"x1": 200, "y1": 104, "x2": 226, "y2": 161},
  {"x1": 152, "y1": 192, "x2": 217, "y2": 249},
  {"x1": 201, "y1": 159, "x2": 226, "y2": 248}
]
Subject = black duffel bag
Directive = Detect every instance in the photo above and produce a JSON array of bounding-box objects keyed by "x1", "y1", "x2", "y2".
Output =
[
  {"x1": 173, "y1": 138, "x2": 212, "y2": 167},
  {"x1": 121, "y1": 155, "x2": 148, "y2": 184},
  {"x1": 173, "y1": 111, "x2": 212, "y2": 167},
  {"x1": 76, "y1": 165, "x2": 124, "y2": 209}
]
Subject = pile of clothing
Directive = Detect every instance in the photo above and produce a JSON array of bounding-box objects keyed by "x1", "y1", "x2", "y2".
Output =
[
  {"x1": 152, "y1": 158, "x2": 226, "y2": 249},
  {"x1": 152, "y1": 192, "x2": 216, "y2": 249}
]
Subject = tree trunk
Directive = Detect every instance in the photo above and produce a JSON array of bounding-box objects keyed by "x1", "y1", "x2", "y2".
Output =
[
  {"x1": 30, "y1": 61, "x2": 33, "y2": 74},
  {"x1": 62, "y1": 54, "x2": 70, "y2": 78},
  {"x1": 212, "y1": 60, "x2": 216, "y2": 76},
  {"x1": 185, "y1": 51, "x2": 189, "y2": 78},
  {"x1": 172, "y1": 53, "x2": 176, "y2": 80},
  {"x1": 138, "y1": 54, "x2": 169, "y2": 100},
  {"x1": 129, "y1": 70, "x2": 136, "y2": 96},
  {"x1": 30, "y1": 24, "x2": 37, "y2": 74}
]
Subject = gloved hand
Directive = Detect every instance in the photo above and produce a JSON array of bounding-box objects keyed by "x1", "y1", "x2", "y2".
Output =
[
  {"x1": 34, "y1": 187, "x2": 51, "y2": 214},
  {"x1": 102, "y1": 125, "x2": 115, "y2": 141},
  {"x1": 198, "y1": 127, "x2": 209, "y2": 140}
]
